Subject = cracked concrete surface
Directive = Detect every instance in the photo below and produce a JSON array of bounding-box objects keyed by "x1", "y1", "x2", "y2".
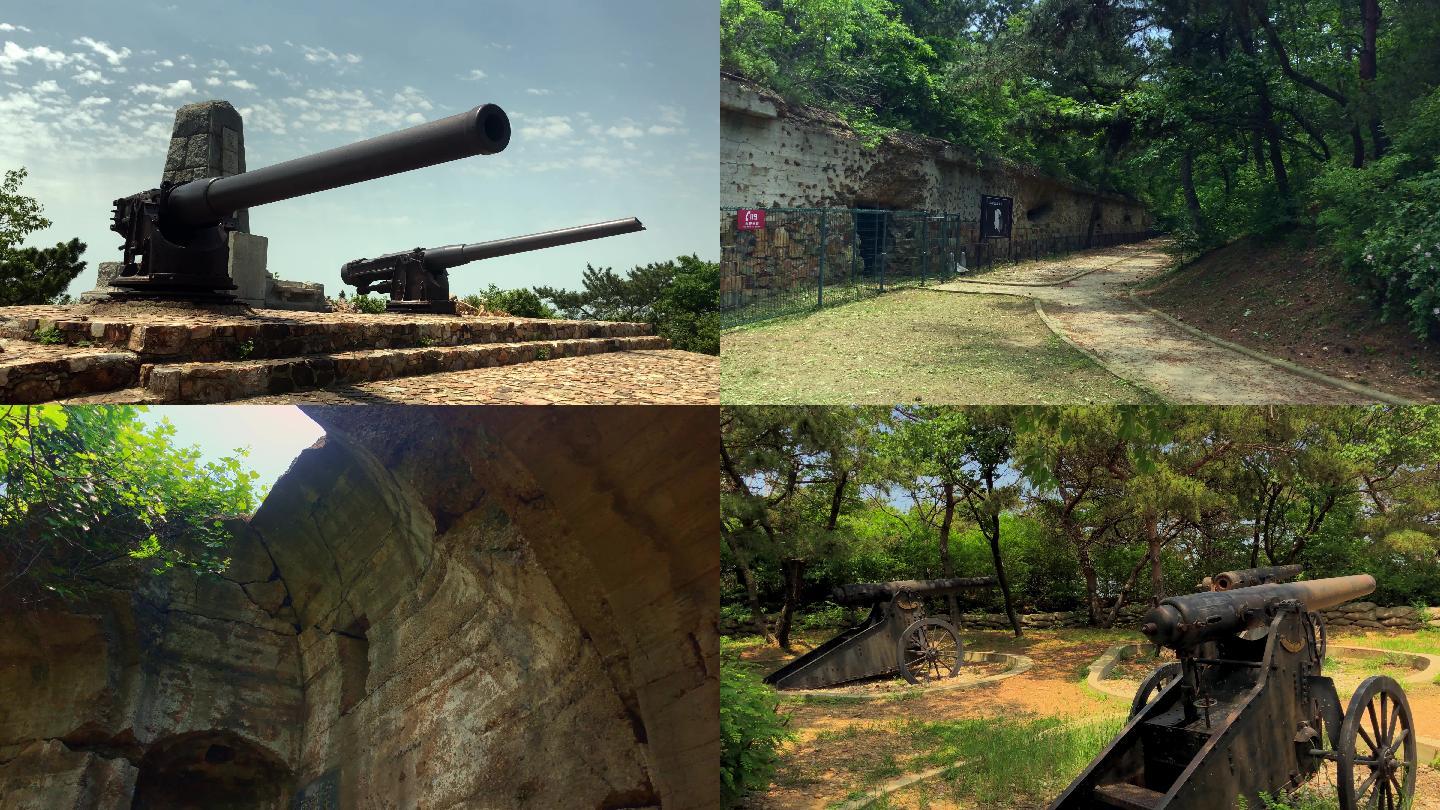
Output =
[{"x1": 933, "y1": 239, "x2": 1384, "y2": 403}]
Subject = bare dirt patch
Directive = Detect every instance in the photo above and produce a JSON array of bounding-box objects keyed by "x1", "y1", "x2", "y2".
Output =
[
  {"x1": 1138, "y1": 234, "x2": 1440, "y2": 401},
  {"x1": 720, "y1": 289, "x2": 1147, "y2": 405}
]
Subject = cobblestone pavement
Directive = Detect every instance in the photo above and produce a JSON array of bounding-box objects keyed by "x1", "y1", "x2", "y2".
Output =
[{"x1": 234, "y1": 350, "x2": 718, "y2": 404}]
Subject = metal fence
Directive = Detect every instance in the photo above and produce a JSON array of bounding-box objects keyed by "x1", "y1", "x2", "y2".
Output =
[{"x1": 721, "y1": 206, "x2": 1159, "y2": 327}]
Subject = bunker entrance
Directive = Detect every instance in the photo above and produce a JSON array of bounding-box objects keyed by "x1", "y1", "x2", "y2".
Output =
[
  {"x1": 853, "y1": 207, "x2": 893, "y2": 280},
  {"x1": 130, "y1": 731, "x2": 292, "y2": 810}
]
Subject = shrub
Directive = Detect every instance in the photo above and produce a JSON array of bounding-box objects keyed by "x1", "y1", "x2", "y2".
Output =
[
  {"x1": 720, "y1": 658, "x2": 791, "y2": 807},
  {"x1": 350, "y1": 294, "x2": 387, "y2": 314}
]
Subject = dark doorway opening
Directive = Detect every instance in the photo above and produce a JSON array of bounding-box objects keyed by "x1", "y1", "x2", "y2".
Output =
[
  {"x1": 130, "y1": 730, "x2": 292, "y2": 809},
  {"x1": 853, "y1": 207, "x2": 892, "y2": 279}
]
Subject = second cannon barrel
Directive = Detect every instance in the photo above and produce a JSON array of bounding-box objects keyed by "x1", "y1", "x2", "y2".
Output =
[
  {"x1": 166, "y1": 104, "x2": 512, "y2": 227},
  {"x1": 423, "y1": 217, "x2": 646, "y2": 270},
  {"x1": 1141, "y1": 573, "x2": 1375, "y2": 649},
  {"x1": 831, "y1": 576, "x2": 997, "y2": 606}
]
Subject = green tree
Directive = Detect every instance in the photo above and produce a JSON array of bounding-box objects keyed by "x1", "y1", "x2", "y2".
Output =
[
  {"x1": 1, "y1": 406, "x2": 258, "y2": 604},
  {"x1": 0, "y1": 168, "x2": 87, "y2": 306},
  {"x1": 536, "y1": 255, "x2": 720, "y2": 355}
]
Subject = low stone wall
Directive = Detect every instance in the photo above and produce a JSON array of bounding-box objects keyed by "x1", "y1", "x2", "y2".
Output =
[{"x1": 1320, "y1": 602, "x2": 1435, "y2": 631}]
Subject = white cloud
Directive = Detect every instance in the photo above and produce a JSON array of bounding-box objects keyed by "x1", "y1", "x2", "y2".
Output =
[
  {"x1": 606, "y1": 123, "x2": 644, "y2": 139},
  {"x1": 154, "y1": 58, "x2": 173, "y2": 68},
  {"x1": 391, "y1": 85, "x2": 432, "y2": 111},
  {"x1": 132, "y1": 79, "x2": 195, "y2": 99},
  {"x1": 459, "y1": 69, "x2": 486, "y2": 81},
  {"x1": 230, "y1": 79, "x2": 257, "y2": 90},
  {"x1": 519, "y1": 115, "x2": 572, "y2": 140},
  {"x1": 525, "y1": 87, "x2": 551, "y2": 96},
  {"x1": 647, "y1": 125, "x2": 676, "y2": 135},
  {"x1": 32, "y1": 79, "x2": 60, "y2": 93},
  {"x1": 78, "y1": 95, "x2": 109, "y2": 106},
  {"x1": 72, "y1": 36, "x2": 130, "y2": 66},
  {"x1": 240, "y1": 44, "x2": 272, "y2": 55},
  {"x1": 205, "y1": 76, "x2": 222, "y2": 86},
  {"x1": 301, "y1": 45, "x2": 361, "y2": 66},
  {"x1": 658, "y1": 105, "x2": 685, "y2": 125},
  {"x1": 72, "y1": 68, "x2": 109, "y2": 85},
  {"x1": 0, "y1": 23, "x2": 31, "y2": 32},
  {"x1": 1, "y1": 41, "x2": 70, "y2": 73}
]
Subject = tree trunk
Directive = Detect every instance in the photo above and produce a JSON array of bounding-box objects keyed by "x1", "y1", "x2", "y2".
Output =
[
  {"x1": 939, "y1": 482, "x2": 959, "y2": 624},
  {"x1": 1180, "y1": 149, "x2": 1206, "y2": 235},
  {"x1": 1360, "y1": 0, "x2": 1387, "y2": 159},
  {"x1": 983, "y1": 472, "x2": 1022, "y2": 637},
  {"x1": 1078, "y1": 545, "x2": 1101, "y2": 626},
  {"x1": 1147, "y1": 516, "x2": 1165, "y2": 604},
  {"x1": 776, "y1": 557, "x2": 806, "y2": 650},
  {"x1": 722, "y1": 533, "x2": 769, "y2": 638}
]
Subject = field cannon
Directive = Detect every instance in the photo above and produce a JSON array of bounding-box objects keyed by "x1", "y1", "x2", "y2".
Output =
[
  {"x1": 1200, "y1": 564, "x2": 1304, "y2": 592},
  {"x1": 109, "y1": 104, "x2": 512, "y2": 301},
  {"x1": 764, "y1": 576, "x2": 996, "y2": 690},
  {"x1": 340, "y1": 217, "x2": 645, "y2": 313},
  {"x1": 1050, "y1": 573, "x2": 1416, "y2": 810}
]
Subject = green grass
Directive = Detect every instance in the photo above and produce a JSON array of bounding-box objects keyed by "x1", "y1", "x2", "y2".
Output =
[
  {"x1": 720, "y1": 288, "x2": 1150, "y2": 405},
  {"x1": 1334, "y1": 628, "x2": 1440, "y2": 656},
  {"x1": 898, "y1": 714, "x2": 1127, "y2": 807}
]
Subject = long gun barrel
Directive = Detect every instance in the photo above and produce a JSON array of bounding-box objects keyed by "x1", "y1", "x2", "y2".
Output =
[
  {"x1": 831, "y1": 576, "x2": 997, "y2": 606},
  {"x1": 1141, "y1": 574, "x2": 1374, "y2": 649},
  {"x1": 340, "y1": 218, "x2": 646, "y2": 313},
  {"x1": 1209, "y1": 564, "x2": 1304, "y2": 591},
  {"x1": 110, "y1": 104, "x2": 511, "y2": 301}
]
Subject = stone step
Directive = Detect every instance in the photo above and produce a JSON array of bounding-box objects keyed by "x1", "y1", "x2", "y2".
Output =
[
  {"x1": 140, "y1": 335, "x2": 669, "y2": 403},
  {"x1": 0, "y1": 304, "x2": 653, "y2": 362},
  {"x1": 0, "y1": 343, "x2": 141, "y2": 403}
]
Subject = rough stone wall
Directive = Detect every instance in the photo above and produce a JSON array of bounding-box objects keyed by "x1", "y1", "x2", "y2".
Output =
[
  {"x1": 721, "y1": 77, "x2": 1150, "y2": 231},
  {"x1": 0, "y1": 407, "x2": 718, "y2": 810},
  {"x1": 0, "y1": 525, "x2": 304, "y2": 809}
]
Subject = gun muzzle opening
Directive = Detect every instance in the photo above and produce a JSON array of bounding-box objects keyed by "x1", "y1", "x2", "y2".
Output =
[{"x1": 473, "y1": 104, "x2": 511, "y2": 154}]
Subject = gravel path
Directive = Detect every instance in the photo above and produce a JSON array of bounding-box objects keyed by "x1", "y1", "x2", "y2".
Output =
[{"x1": 933, "y1": 239, "x2": 1383, "y2": 404}]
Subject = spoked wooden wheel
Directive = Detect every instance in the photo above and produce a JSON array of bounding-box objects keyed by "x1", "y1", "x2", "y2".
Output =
[
  {"x1": 1337, "y1": 676, "x2": 1416, "y2": 810},
  {"x1": 1129, "y1": 661, "x2": 1182, "y2": 719},
  {"x1": 1306, "y1": 611, "x2": 1328, "y2": 668},
  {"x1": 896, "y1": 618, "x2": 963, "y2": 685}
]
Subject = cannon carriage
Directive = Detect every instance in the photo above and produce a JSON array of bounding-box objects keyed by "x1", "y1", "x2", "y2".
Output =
[
  {"x1": 764, "y1": 576, "x2": 996, "y2": 690},
  {"x1": 1051, "y1": 569, "x2": 1416, "y2": 810}
]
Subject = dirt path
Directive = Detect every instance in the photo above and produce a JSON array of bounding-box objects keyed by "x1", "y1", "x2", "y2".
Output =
[{"x1": 932, "y1": 240, "x2": 1387, "y2": 404}]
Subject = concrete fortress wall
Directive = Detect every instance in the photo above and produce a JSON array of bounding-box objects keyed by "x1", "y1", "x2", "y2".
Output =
[
  {"x1": 0, "y1": 407, "x2": 718, "y2": 809},
  {"x1": 720, "y1": 76, "x2": 1151, "y2": 233}
]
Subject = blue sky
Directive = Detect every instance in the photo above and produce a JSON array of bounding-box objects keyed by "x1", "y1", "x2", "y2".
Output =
[
  {"x1": 136, "y1": 406, "x2": 324, "y2": 498},
  {"x1": 0, "y1": 0, "x2": 718, "y2": 301}
]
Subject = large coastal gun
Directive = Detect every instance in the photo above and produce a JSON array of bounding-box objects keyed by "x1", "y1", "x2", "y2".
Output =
[
  {"x1": 110, "y1": 104, "x2": 512, "y2": 301},
  {"x1": 1050, "y1": 573, "x2": 1416, "y2": 810},
  {"x1": 340, "y1": 217, "x2": 645, "y2": 314},
  {"x1": 764, "y1": 576, "x2": 996, "y2": 690}
]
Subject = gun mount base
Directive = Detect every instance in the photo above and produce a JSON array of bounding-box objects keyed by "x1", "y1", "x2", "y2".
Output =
[{"x1": 385, "y1": 299, "x2": 459, "y2": 315}]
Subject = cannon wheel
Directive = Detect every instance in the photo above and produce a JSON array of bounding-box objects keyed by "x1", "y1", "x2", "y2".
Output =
[
  {"x1": 1336, "y1": 676, "x2": 1416, "y2": 810},
  {"x1": 1129, "y1": 661, "x2": 1182, "y2": 719},
  {"x1": 897, "y1": 618, "x2": 963, "y2": 685}
]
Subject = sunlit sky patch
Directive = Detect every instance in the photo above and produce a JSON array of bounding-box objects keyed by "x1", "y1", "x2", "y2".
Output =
[
  {"x1": 0, "y1": 0, "x2": 719, "y2": 301},
  {"x1": 135, "y1": 406, "x2": 324, "y2": 499}
]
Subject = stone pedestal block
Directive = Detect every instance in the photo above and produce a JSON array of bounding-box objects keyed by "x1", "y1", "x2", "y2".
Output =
[
  {"x1": 228, "y1": 231, "x2": 269, "y2": 305},
  {"x1": 78, "y1": 261, "x2": 125, "y2": 303},
  {"x1": 163, "y1": 100, "x2": 249, "y2": 233}
]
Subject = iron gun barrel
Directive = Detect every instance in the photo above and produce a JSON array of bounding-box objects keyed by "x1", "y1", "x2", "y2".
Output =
[
  {"x1": 1210, "y1": 564, "x2": 1304, "y2": 591},
  {"x1": 165, "y1": 104, "x2": 511, "y2": 227},
  {"x1": 422, "y1": 217, "x2": 645, "y2": 270},
  {"x1": 831, "y1": 576, "x2": 997, "y2": 606},
  {"x1": 1141, "y1": 574, "x2": 1374, "y2": 649}
]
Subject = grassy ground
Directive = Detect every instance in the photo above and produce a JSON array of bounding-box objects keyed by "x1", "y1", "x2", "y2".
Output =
[{"x1": 720, "y1": 289, "x2": 1149, "y2": 404}]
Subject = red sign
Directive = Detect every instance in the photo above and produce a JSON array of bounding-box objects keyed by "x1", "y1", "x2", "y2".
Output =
[{"x1": 737, "y1": 209, "x2": 766, "y2": 230}]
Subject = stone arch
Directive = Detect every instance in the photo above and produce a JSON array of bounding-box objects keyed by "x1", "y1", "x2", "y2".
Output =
[{"x1": 130, "y1": 730, "x2": 292, "y2": 809}]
